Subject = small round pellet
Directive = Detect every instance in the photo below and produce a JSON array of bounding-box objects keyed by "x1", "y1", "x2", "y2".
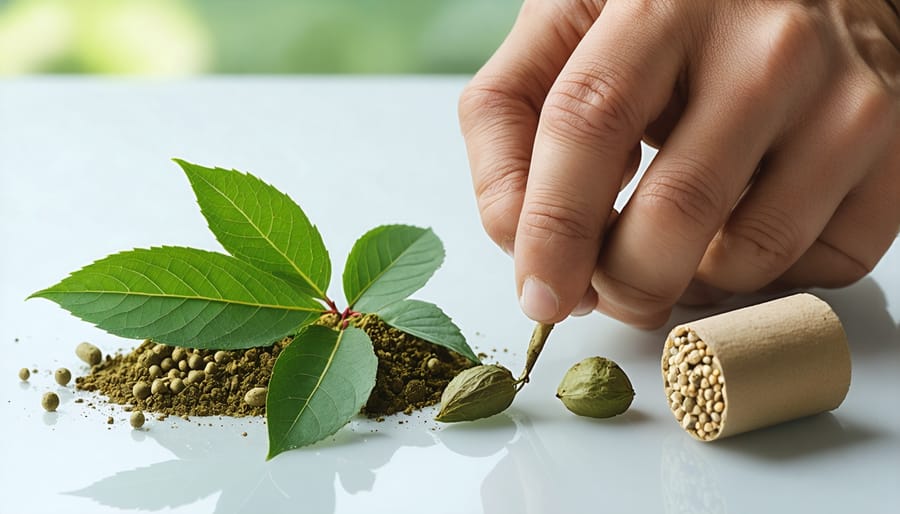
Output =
[
  {"x1": 148, "y1": 365, "x2": 162, "y2": 379},
  {"x1": 186, "y1": 370, "x2": 205, "y2": 384},
  {"x1": 169, "y1": 378, "x2": 185, "y2": 394},
  {"x1": 130, "y1": 410, "x2": 145, "y2": 429},
  {"x1": 151, "y1": 378, "x2": 168, "y2": 395},
  {"x1": 171, "y1": 347, "x2": 186, "y2": 361},
  {"x1": 54, "y1": 368, "x2": 72, "y2": 386},
  {"x1": 214, "y1": 350, "x2": 228, "y2": 364},
  {"x1": 160, "y1": 357, "x2": 174, "y2": 372},
  {"x1": 75, "y1": 342, "x2": 102, "y2": 366},
  {"x1": 18, "y1": 368, "x2": 30, "y2": 381},
  {"x1": 133, "y1": 381, "x2": 151, "y2": 400},
  {"x1": 41, "y1": 392, "x2": 59, "y2": 412},
  {"x1": 244, "y1": 387, "x2": 267, "y2": 407},
  {"x1": 204, "y1": 361, "x2": 217, "y2": 375},
  {"x1": 188, "y1": 354, "x2": 204, "y2": 370},
  {"x1": 178, "y1": 360, "x2": 189, "y2": 372}
]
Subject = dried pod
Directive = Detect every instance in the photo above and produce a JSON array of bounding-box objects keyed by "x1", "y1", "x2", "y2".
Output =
[
  {"x1": 244, "y1": 387, "x2": 267, "y2": 407},
  {"x1": 435, "y1": 365, "x2": 517, "y2": 423},
  {"x1": 75, "y1": 342, "x2": 102, "y2": 366},
  {"x1": 556, "y1": 357, "x2": 634, "y2": 418}
]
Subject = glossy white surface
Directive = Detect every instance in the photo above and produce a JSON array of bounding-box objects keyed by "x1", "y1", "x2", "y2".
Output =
[{"x1": 1, "y1": 78, "x2": 897, "y2": 514}]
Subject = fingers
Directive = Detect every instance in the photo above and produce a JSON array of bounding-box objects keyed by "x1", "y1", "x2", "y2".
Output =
[
  {"x1": 514, "y1": 1, "x2": 686, "y2": 323},
  {"x1": 589, "y1": 27, "x2": 827, "y2": 325},
  {"x1": 779, "y1": 116, "x2": 900, "y2": 288},
  {"x1": 697, "y1": 81, "x2": 894, "y2": 291},
  {"x1": 460, "y1": 0, "x2": 601, "y2": 255}
]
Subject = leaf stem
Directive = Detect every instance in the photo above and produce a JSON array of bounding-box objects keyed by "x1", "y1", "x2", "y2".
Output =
[
  {"x1": 515, "y1": 322, "x2": 555, "y2": 390},
  {"x1": 324, "y1": 297, "x2": 339, "y2": 314}
]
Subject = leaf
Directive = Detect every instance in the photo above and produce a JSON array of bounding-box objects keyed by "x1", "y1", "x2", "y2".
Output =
[
  {"x1": 174, "y1": 159, "x2": 331, "y2": 300},
  {"x1": 29, "y1": 246, "x2": 324, "y2": 349},
  {"x1": 266, "y1": 325, "x2": 377, "y2": 458},
  {"x1": 343, "y1": 225, "x2": 444, "y2": 312},
  {"x1": 377, "y1": 299, "x2": 479, "y2": 363}
]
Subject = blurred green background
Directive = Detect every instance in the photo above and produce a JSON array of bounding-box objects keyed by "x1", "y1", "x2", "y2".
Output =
[{"x1": 0, "y1": 0, "x2": 520, "y2": 74}]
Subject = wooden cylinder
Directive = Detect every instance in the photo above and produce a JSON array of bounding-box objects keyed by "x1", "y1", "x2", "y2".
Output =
[{"x1": 661, "y1": 293, "x2": 851, "y2": 441}]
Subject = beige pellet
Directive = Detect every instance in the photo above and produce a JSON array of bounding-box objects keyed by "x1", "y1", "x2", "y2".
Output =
[
  {"x1": 41, "y1": 392, "x2": 59, "y2": 412},
  {"x1": 188, "y1": 354, "x2": 204, "y2": 370},
  {"x1": 75, "y1": 342, "x2": 102, "y2": 366},
  {"x1": 130, "y1": 410, "x2": 145, "y2": 429},
  {"x1": 244, "y1": 387, "x2": 267, "y2": 407},
  {"x1": 186, "y1": 369, "x2": 205, "y2": 384},
  {"x1": 18, "y1": 368, "x2": 30, "y2": 381},
  {"x1": 54, "y1": 368, "x2": 71, "y2": 386},
  {"x1": 148, "y1": 365, "x2": 162, "y2": 379},
  {"x1": 171, "y1": 347, "x2": 186, "y2": 362},
  {"x1": 204, "y1": 361, "x2": 217, "y2": 375},
  {"x1": 178, "y1": 360, "x2": 189, "y2": 372},
  {"x1": 214, "y1": 351, "x2": 228, "y2": 364},
  {"x1": 169, "y1": 378, "x2": 185, "y2": 394},
  {"x1": 714, "y1": 401, "x2": 724, "y2": 413},
  {"x1": 160, "y1": 357, "x2": 174, "y2": 372},
  {"x1": 151, "y1": 379, "x2": 167, "y2": 395},
  {"x1": 133, "y1": 381, "x2": 151, "y2": 400}
]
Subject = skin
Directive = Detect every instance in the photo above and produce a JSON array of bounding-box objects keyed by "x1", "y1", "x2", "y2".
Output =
[{"x1": 460, "y1": 0, "x2": 900, "y2": 328}]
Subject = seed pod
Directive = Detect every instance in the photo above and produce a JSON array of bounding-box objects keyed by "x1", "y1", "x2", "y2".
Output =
[
  {"x1": 41, "y1": 392, "x2": 59, "y2": 412},
  {"x1": 435, "y1": 365, "x2": 517, "y2": 423},
  {"x1": 244, "y1": 387, "x2": 267, "y2": 407},
  {"x1": 132, "y1": 381, "x2": 151, "y2": 400},
  {"x1": 18, "y1": 368, "x2": 30, "y2": 381},
  {"x1": 75, "y1": 342, "x2": 102, "y2": 366},
  {"x1": 130, "y1": 410, "x2": 145, "y2": 429},
  {"x1": 54, "y1": 368, "x2": 72, "y2": 386},
  {"x1": 556, "y1": 357, "x2": 634, "y2": 418}
]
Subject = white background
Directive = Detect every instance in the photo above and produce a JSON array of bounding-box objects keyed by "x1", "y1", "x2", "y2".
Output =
[{"x1": 1, "y1": 78, "x2": 897, "y2": 513}]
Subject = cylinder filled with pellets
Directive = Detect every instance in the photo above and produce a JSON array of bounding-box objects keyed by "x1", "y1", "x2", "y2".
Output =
[{"x1": 661, "y1": 293, "x2": 851, "y2": 441}]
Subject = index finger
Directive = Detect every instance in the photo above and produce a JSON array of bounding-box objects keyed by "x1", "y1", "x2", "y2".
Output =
[
  {"x1": 515, "y1": 1, "x2": 684, "y2": 322},
  {"x1": 459, "y1": 0, "x2": 600, "y2": 255}
]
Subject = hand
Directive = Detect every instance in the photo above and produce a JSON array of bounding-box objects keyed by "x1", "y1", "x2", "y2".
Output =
[{"x1": 460, "y1": 0, "x2": 900, "y2": 328}]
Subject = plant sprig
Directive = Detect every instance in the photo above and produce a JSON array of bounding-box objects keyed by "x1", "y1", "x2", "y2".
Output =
[{"x1": 29, "y1": 159, "x2": 479, "y2": 459}]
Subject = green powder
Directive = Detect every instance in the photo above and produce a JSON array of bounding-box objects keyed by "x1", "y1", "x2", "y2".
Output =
[{"x1": 76, "y1": 316, "x2": 474, "y2": 418}]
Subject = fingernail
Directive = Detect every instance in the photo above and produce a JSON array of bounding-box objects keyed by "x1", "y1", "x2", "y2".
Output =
[
  {"x1": 571, "y1": 292, "x2": 596, "y2": 317},
  {"x1": 520, "y1": 276, "x2": 559, "y2": 322}
]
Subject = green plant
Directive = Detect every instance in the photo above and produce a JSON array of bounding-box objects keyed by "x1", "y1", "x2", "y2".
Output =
[{"x1": 29, "y1": 159, "x2": 479, "y2": 459}]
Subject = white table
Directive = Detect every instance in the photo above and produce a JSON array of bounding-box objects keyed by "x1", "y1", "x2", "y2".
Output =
[{"x1": 1, "y1": 78, "x2": 897, "y2": 514}]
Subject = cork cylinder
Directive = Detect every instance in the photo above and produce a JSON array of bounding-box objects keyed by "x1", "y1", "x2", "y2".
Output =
[{"x1": 661, "y1": 293, "x2": 851, "y2": 441}]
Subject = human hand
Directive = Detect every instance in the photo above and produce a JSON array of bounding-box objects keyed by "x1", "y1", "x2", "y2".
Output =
[{"x1": 460, "y1": 0, "x2": 900, "y2": 328}]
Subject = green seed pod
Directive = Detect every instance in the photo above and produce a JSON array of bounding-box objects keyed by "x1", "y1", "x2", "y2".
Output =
[
  {"x1": 130, "y1": 410, "x2": 145, "y2": 429},
  {"x1": 435, "y1": 364, "x2": 517, "y2": 423},
  {"x1": 556, "y1": 357, "x2": 634, "y2": 418},
  {"x1": 75, "y1": 342, "x2": 102, "y2": 366},
  {"x1": 18, "y1": 368, "x2": 30, "y2": 381},
  {"x1": 244, "y1": 387, "x2": 267, "y2": 407},
  {"x1": 41, "y1": 392, "x2": 59, "y2": 412},
  {"x1": 54, "y1": 368, "x2": 72, "y2": 386}
]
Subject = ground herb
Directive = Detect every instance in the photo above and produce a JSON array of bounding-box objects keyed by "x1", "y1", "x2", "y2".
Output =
[{"x1": 76, "y1": 316, "x2": 473, "y2": 419}]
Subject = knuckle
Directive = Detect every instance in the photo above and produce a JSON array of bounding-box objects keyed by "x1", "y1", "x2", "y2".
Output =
[
  {"x1": 541, "y1": 69, "x2": 641, "y2": 147},
  {"x1": 749, "y1": 6, "x2": 827, "y2": 90},
  {"x1": 722, "y1": 204, "x2": 803, "y2": 283},
  {"x1": 458, "y1": 78, "x2": 537, "y2": 134},
  {"x1": 520, "y1": 192, "x2": 600, "y2": 243},
  {"x1": 593, "y1": 268, "x2": 678, "y2": 317},
  {"x1": 635, "y1": 157, "x2": 727, "y2": 241}
]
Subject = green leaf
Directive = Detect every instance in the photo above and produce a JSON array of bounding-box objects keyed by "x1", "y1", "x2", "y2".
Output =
[
  {"x1": 174, "y1": 159, "x2": 331, "y2": 300},
  {"x1": 343, "y1": 225, "x2": 444, "y2": 312},
  {"x1": 266, "y1": 325, "x2": 377, "y2": 458},
  {"x1": 29, "y1": 247, "x2": 324, "y2": 349},
  {"x1": 377, "y1": 300, "x2": 479, "y2": 363}
]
